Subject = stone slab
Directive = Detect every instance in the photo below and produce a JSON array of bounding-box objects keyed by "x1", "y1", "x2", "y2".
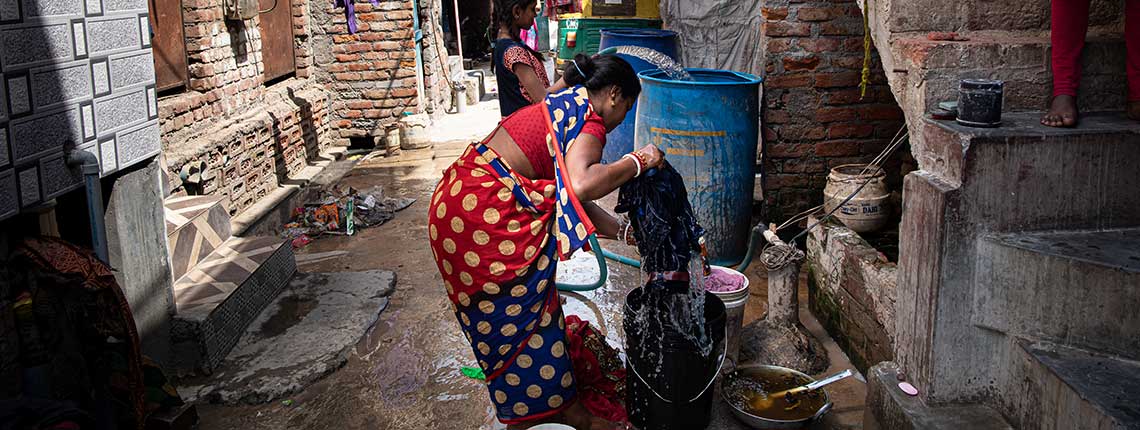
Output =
[
  {"x1": 976, "y1": 229, "x2": 1140, "y2": 361},
  {"x1": 104, "y1": 159, "x2": 175, "y2": 365},
  {"x1": 865, "y1": 362, "x2": 1012, "y2": 430},
  {"x1": 180, "y1": 270, "x2": 396, "y2": 404},
  {"x1": 1017, "y1": 341, "x2": 1140, "y2": 430}
]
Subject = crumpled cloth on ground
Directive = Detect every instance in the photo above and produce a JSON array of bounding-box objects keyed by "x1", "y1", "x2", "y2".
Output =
[
  {"x1": 565, "y1": 315, "x2": 627, "y2": 424},
  {"x1": 11, "y1": 238, "x2": 184, "y2": 430}
]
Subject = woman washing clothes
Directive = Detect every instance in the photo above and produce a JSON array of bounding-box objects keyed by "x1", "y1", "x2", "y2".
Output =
[
  {"x1": 493, "y1": 0, "x2": 570, "y2": 117},
  {"x1": 428, "y1": 54, "x2": 663, "y2": 429}
]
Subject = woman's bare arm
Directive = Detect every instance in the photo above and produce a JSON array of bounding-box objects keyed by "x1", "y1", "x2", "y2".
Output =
[
  {"x1": 564, "y1": 134, "x2": 638, "y2": 202},
  {"x1": 514, "y1": 64, "x2": 548, "y2": 104}
]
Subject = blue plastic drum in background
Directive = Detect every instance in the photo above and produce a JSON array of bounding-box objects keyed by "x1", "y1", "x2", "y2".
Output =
[
  {"x1": 635, "y1": 68, "x2": 763, "y2": 266},
  {"x1": 598, "y1": 29, "x2": 679, "y2": 164}
]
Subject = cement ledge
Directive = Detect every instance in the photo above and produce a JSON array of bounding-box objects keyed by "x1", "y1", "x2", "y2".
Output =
[
  {"x1": 230, "y1": 146, "x2": 350, "y2": 238},
  {"x1": 865, "y1": 362, "x2": 1011, "y2": 430}
]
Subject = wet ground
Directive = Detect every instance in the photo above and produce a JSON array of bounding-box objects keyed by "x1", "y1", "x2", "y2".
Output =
[{"x1": 193, "y1": 98, "x2": 867, "y2": 429}]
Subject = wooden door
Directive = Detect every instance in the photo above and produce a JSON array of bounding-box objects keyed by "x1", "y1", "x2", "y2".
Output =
[
  {"x1": 149, "y1": 0, "x2": 189, "y2": 91},
  {"x1": 258, "y1": 0, "x2": 296, "y2": 82}
]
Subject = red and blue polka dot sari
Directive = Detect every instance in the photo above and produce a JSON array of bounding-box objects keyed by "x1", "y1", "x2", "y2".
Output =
[{"x1": 428, "y1": 86, "x2": 598, "y2": 424}]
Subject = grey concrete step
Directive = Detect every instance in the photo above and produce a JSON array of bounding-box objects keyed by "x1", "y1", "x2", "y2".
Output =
[
  {"x1": 1010, "y1": 340, "x2": 1140, "y2": 430},
  {"x1": 865, "y1": 362, "x2": 1012, "y2": 430},
  {"x1": 919, "y1": 112, "x2": 1140, "y2": 231},
  {"x1": 171, "y1": 236, "x2": 296, "y2": 374},
  {"x1": 975, "y1": 228, "x2": 1140, "y2": 361}
]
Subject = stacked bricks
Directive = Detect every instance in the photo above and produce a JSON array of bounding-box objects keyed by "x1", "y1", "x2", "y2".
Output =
[
  {"x1": 293, "y1": 0, "x2": 315, "y2": 78},
  {"x1": 163, "y1": 84, "x2": 330, "y2": 215},
  {"x1": 312, "y1": 0, "x2": 421, "y2": 144},
  {"x1": 760, "y1": 0, "x2": 906, "y2": 220}
]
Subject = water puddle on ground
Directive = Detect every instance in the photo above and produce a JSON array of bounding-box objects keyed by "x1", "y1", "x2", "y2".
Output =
[{"x1": 257, "y1": 295, "x2": 319, "y2": 337}]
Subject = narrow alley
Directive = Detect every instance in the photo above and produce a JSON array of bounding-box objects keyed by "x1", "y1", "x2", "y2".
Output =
[
  {"x1": 1, "y1": 0, "x2": 1138, "y2": 429},
  {"x1": 190, "y1": 96, "x2": 869, "y2": 429}
]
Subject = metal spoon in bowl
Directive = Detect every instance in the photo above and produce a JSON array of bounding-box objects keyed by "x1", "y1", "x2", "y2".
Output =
[{"x1": 749, "y1": 369, "x2": 854, "y2": 412}]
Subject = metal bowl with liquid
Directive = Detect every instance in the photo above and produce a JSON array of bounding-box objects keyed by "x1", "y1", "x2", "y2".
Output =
[{"x1": 721, "y1": 364, "x2": 833, "y2": 429}]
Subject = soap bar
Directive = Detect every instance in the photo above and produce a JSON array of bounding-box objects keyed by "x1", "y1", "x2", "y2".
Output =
[{"x1": 898, "y1": 382, "x2": 919, "y2": 396}]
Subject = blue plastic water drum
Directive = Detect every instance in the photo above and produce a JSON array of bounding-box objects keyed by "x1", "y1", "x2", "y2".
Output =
[
  {"x1": 598, "y1": 28, "x2": 679, "y2": 164},
  {"x1": 635, "y1": 68, "x2": 763, "y2": 266}
]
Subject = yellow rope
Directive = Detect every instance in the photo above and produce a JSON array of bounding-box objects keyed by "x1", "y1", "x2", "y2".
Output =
[{"x1": 860, "y1": 0, "x2": 871, "y2": 100}]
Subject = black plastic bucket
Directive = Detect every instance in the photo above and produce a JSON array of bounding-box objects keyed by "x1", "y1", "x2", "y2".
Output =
[{"x1": 624, "y1": 287, "x2": 727, "y2": 430}]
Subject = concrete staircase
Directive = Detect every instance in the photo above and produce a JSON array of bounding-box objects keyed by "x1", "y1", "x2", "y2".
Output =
[
  {"x1": 867, "y1": 111, "x2": 1140, "y2": 429},
  {"x1": 1008, "y1": 340, "x2": 1140, "y2": 430},
  {"x1": 164, "y1": 195, "x2": 296, "y2": 373},
  {"x1": 855, "y1": 0, "x2": 1140, "y2": 427},
  {"x1": 982, "y1": 228, "x2": 1140, "y2": 429},
  {"x1": 977, "y1": 229, "x2": 1140, "y2": 361}
]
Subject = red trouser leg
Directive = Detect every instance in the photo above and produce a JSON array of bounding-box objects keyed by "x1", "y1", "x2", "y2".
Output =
[
  {"x1": 1051, "y1": 0, "x2": 1091, "y2": 98},
  {"x1": 1127, "y1": 0, "x2": 1140, "y2": 101}
]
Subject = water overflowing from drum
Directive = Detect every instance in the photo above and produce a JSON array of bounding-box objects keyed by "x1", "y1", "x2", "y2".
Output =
[{"x1": 608, "y1": 45, "x2": 692, "y2": 81}]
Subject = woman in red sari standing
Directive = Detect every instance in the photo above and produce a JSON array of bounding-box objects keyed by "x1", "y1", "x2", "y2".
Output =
[{"x1": 428, "y1": 54, "x2": 662, "y2": 429}]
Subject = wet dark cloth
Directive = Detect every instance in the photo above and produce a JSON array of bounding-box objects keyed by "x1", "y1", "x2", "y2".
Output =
[{"x1": 614, "y1": 162, "x2": 705, "y2": 275}]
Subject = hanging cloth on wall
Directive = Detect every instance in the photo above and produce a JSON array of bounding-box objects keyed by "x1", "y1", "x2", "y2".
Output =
[{"x1": 336, "y1": 0, "x2": 380, "y2": 34}]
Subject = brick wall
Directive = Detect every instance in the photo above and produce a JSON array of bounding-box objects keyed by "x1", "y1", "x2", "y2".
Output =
[
  {"x1": 159, "y1": 0, "x2": 448, "y2": 214},
  {"x1": 160, "y1": 0, "x2": 268, "y2": 137},
  {"x1": 162, "y1": 84, "x2": 331, "y2": 214},
  {"x1": 312, "y1": 0, "x2": 426, "y2": 144},
  {"x1": 760, "y1": 0, "x2": 906, "y2": 220},
  {"x1": 158, "y1": 0, "x2": 334, "y2": 215}
]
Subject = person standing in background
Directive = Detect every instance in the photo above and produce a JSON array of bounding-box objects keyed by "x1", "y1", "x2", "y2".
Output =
[
  {"x1": 493, "y1": 0, "x2": 567, "y2": 116},
  {"x1": 1042, "y1": 0, "x2": 1139, "y2": 127}
]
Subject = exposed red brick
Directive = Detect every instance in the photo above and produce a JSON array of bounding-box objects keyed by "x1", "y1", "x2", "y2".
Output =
[
  {"x1": 799, "y1": 38, "x2": 843, "y2": 53},
  {"x1": 767, "y1": 38, "x2": 794, "y2": 54},
  {"x1": 764, "y1": 22, "x2": 812, "y2": 37},
  {"x1": 767, "y1": 143, "x2": 812, "y2": 158},
  {"x1": 762, "y1": 7, "x2": 789, "y2": 20},
  {"x1": 796, "y1": 6, "x2": 843, "y2": 22},
  {"x1": 815, "y1": 107, "x2": 859, "y2": 122},
  {"x1": 828, "y1": 123, "x2": 875, "y2": 138},
  {"x1": 766, "y1": 74, "x2": 814, "y2": 89},
  {"x1": 814, "y1": 140, "x2": 861, "y2": 157},
  {"x1": 821, "y1": 21, "x2": 864, "y2": 36},
  {"x1": 780, "y1": 124, "x2": 828, "y2": 141},
  {"x1": 823, "y1": 88, "x2": 866, "y2": 105},
  {"x1": 831, "y1": 55, "x2": 865, "y2": 70},
  {"x1": 814, "y1": 71, "x2": 862, "y2": 88},
  {"x1": 861, "y1": 105, "x2": 904, "y2": 120},
  {"x1": 784, "y1": 55, "x2": 821, "y2": 71}
]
